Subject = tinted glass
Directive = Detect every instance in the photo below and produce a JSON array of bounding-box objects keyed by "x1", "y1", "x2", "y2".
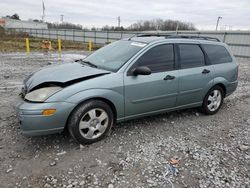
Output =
[
  {"x1": 136, "y1": 44, "x2": 174, "y2": 72},
  {"x1": 202, "y1": 44, "x2": 232, "y2": 64},
  {"x1": 84, "y1": 41, "x2": 146, "y2": 71},
  {"x1": 179, "y1": 44, "x2": 205, "y2": 69}
]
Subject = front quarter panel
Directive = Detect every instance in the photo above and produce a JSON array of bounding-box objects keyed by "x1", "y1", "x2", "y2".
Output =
[
  {"x1": 45, "y1": 73, "x2": 124, "y2": 120},
  {"x1": 65, "y1": 89, "x2": 124, "y2": 120}
]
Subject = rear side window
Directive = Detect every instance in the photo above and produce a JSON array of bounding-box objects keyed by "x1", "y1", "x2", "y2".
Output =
[
  {"x1": 202, "y1": 44, "x2": 232, "y2": 64},
  {"x1": 136, "y1": 44, "x2": 174, "y2": 72},
  {"x1": 179, "y1": 44, "x2": 205, "y2": 69}
]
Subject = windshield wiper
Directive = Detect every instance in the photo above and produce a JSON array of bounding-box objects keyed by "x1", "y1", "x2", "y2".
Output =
[{"x1": 76, "y1": 59, "x2": 98, "y2": 68}]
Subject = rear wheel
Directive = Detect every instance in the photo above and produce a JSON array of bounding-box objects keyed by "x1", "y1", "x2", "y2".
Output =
[
  {"x1": 202, "y1": 86, "x2": 224, "y2": 115},
  {"x1": 68, "y1": 100, "x2": 114, "y2": 144}
]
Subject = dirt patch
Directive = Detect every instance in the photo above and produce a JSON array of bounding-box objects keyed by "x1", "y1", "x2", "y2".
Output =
[{"x1": 0, "y1": 29, "x2": 102, "y2": 52}]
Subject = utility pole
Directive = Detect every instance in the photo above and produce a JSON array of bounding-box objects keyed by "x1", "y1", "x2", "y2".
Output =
[
  {"x1": 216, "y1": 16, "x2": 222, "y2": 31},
  {"x1": 42, "y1": 0, "x2": 45, "y2": 22},
  {"x1": 175, "y1": 22, "x2": 179, "y2": 35},
  {"x1": 60, "y1": 14, "x2": 64, "y2": 23},
  {"x1": 117, "y1": 16, "x2": 121, "y2": 28}
]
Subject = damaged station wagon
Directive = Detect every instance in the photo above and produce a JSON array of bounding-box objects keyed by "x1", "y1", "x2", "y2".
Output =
[{"x1": 17, "y1": 34, "x2": 238, "y2": 144}]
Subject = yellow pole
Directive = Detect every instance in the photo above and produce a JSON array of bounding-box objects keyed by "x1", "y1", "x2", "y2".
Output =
[
  {"x1": 88, "y1": 40, "x2": 92, "y2": 52},
  {"x1": 58, "y1": 38, "x2": 62, "y2": 52},
  {"x1": 25, "y1": 38, "x2": 30, "y2": 53}
]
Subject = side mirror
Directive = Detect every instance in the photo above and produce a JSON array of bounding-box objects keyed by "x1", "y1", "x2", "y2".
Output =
[{"x1": 133, "y1": 66, "x2": 151, "y2": 76}]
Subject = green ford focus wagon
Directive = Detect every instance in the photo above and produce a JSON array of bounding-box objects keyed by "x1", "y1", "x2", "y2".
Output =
[{"x1": 16, "y1": 34, "x2": 238, "y2": 144}]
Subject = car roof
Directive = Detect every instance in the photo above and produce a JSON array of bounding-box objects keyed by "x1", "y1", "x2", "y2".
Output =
[{"x1": 125, "y1": 34, "x2": 223, "y2": 45}]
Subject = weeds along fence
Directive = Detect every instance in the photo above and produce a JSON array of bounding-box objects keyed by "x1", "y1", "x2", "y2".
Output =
[{"x1": 4, "y1": 28, "x2": 250, "y2": 58}]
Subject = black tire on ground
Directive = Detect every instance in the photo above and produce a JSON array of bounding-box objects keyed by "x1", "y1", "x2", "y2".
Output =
[
  {"x1": 67, "y1": 100, "x2": 114, "y2": 144},
  {"x1": 201, "y1": 85, "x2": 224, "y2": 115}
]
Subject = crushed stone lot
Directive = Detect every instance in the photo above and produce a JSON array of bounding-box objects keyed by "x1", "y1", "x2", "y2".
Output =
[{"x1": 0, "y1": 52, "x2": 249, "y2": 188}]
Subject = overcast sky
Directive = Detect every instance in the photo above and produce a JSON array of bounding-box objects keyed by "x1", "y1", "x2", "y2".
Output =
[{"x1": 0, "y1": 0, "x2": 249, "y2": 30}]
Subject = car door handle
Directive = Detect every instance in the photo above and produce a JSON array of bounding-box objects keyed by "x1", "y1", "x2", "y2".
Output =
[
  {"x1": 202, "y1": 69, "x2": 210, "y2": 74},
  {"x1": 164, "y1": 75, "x2": 175, "y2": 80}
]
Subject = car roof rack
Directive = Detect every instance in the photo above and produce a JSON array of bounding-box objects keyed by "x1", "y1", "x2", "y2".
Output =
[{"x1": 134, "y1": 33, "x2": 220, "y2": 42}]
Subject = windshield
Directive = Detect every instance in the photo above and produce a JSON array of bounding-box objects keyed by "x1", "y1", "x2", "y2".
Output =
[{"x1": 83, "y1": 40, "x2": 147, "y2": 71}]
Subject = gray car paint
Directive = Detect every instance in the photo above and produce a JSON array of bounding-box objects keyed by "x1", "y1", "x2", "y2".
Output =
[
  {"x1": 24, "y1": 62, "x2": 110, "y2": 91},
  {"x1": 16, "y1": 38, "x2": 238, "y2": 136}
]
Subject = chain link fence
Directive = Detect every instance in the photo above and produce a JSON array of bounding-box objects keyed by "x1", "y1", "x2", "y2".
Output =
[{"x1": 3, "y1": 28, "x2": 250, "y2": 58}]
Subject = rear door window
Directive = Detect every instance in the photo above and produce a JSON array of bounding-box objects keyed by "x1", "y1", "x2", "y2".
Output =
[
  {"x1": 202, "y1": 44, "x2": 232, "y2": 64},
  {"x1": 179, "y1": 44, "x2": 205, "y2": 69}
]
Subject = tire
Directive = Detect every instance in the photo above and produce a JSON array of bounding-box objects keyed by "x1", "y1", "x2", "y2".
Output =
[
  {"x1": 67, "y1": 100, "x2": 114, "y2": 144},
  {"x1": 202, "y1": 85, "x2": 224, "y2": 115}
]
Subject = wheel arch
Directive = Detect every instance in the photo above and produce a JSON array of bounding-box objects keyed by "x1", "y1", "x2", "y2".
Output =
[
  {"x1": 65, "y1": 97, "x2": 118, "y2": 131},
  {"x1": 214, "y1": 83, "x2": 226, "y2": 97},
  {"x1": 204, "y1": 83, "x2": 226, "y2": 99},
  {"x1": 89, "y1": 97, "x2": 117, "y2": 121}
]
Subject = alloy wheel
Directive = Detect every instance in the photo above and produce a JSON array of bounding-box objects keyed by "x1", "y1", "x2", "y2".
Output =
[
  {"x1": 207, "y1": 89, "x2": 222, "y2": 112},
  {"x1": 78, "y1": 108, "x2": 109, "y2": 139}
]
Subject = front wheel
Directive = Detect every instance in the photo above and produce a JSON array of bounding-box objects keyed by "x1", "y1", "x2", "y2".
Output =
[
  {"x1": 202, "y1": 86, "x2": 224, "y2": 115},
  {"x1": 67, "y1": 100, "x2": 114, "y2": 144}
]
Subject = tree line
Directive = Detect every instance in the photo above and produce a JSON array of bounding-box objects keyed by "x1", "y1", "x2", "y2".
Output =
[
  {"x1": 3, "y1": 14, "x2": 196, "y2": 31},
  {"x1": 49, "y1": 19, "x2": 196, "y2": 31},
  {"x1": 47, "y1": 22, "x2": 83, "y2": 30},
  {"x1": 127, "y1": 19, "x2": 196, "y2": 31}
]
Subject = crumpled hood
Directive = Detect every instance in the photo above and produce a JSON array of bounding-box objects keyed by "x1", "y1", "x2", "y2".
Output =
[{"x1": 24, "y1": 62, "x2": 110, "y2": 92}]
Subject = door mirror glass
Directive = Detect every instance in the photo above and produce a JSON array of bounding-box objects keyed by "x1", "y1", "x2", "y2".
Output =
[{"x1": 133, "y1": 66, "x2": 151, "y2": 76}]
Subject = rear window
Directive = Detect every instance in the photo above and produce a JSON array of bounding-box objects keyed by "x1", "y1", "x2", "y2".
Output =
[
  {"x1": 179, "y1": 44, "x2": 205, "y2": 69},
  {"x1": 202, "y1": 44, "x2": 232, "y2": 64}
]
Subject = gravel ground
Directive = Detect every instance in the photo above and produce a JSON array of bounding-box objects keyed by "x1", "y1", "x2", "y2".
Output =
[{"x1": 0, "y1": 52, "x2": 249, "y2": 188}]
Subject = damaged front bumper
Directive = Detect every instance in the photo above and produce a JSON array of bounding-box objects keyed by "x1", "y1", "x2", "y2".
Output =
[{"x1": 16, "y1": 100, "x2": 76, "y2": 136}]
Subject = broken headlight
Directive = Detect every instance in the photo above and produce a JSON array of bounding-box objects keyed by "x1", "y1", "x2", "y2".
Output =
[{"x1": 24, "y1": 86, "x2": 62, "y2": 102}]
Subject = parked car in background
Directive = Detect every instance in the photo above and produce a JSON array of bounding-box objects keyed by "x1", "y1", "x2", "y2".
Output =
[{"x1": 16, "y1": 34, "x2": 238, "y2": 144}]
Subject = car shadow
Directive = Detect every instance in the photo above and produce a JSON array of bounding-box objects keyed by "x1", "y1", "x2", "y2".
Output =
[{"x1": 24, "y1": 107, "x2": 202, "y2": 150}]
